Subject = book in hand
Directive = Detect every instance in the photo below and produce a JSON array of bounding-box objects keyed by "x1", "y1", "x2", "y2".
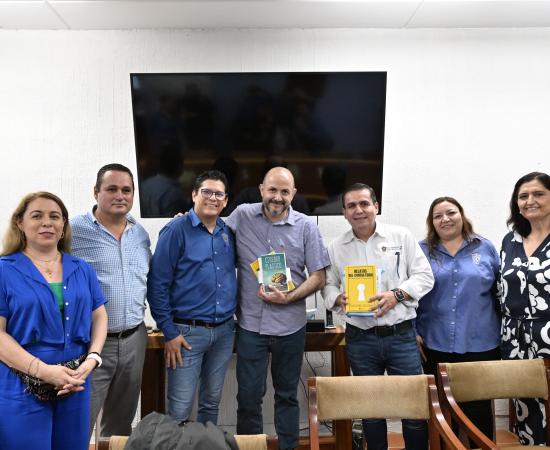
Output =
[
  {"x1": 259, "y1": 252, "x2": 291, "y2": 293},
  {"x1": 345, "y1": 265, "x2": 377, "y2": 316}
]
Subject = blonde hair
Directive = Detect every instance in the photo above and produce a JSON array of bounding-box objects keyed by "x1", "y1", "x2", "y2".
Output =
[{"x1": 1, "y1": 191, "x2": 72, "y2": 256}]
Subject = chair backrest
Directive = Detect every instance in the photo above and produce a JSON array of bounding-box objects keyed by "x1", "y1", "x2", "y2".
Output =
[
  {"x1": 442, "y1": 359, "x2": 549, "y2": 403},
  {"x1": 100, "y1": 433, "x2": 278, "y2": 450},
  {"x1": 105, "y1": 435, "x2": 128, "y2": 450},
  {"x1": 308, "y1": 374, "x2": 467, "y2": 450},
  {"x1": 312, "y1": 374, "x2": 430, "y2": 421},
  {"x1": 235, "y1": 434, "x2": 278, "y2": 450}
]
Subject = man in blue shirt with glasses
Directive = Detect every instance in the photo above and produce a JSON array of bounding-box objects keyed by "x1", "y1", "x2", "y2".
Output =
[{"x1": 148, "y1": 170, "x2": 237, "y2": 425}]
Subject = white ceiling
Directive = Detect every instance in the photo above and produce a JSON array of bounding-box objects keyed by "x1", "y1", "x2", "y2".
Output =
[{"x1": 1, "y1": 0, "x2": 550, "y2": 30}]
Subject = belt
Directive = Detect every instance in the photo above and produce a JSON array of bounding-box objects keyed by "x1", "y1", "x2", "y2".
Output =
[
  {"x1": 107, "y1": 323, "x2": 142, "y2": 339},
  {"x1": 350, "y1": 319, "x2": 413, "y2": 337},
  {"x1": 174, "y1": 317, "x2": 232, "y2": 329}
]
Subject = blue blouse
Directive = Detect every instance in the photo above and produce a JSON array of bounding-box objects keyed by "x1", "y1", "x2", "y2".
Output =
[
  {"x1": 416, "y1": 237, "x2": 501, "y2": 353},
  {"x1": 0, "y1": 252, "x2": 106, "y2": 347}
]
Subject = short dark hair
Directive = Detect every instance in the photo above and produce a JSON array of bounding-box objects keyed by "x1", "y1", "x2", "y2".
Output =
[
  {"x1": 425, "y1": 196, "x2": 477, "y2": 256},
  {"x1": 507, "y1": 171, "x2": 550, "y2": 237},
  {"x1": 95, "y1": 163, "x2": 135, "y2": 193},
  {"x1": 341, "y1": 183, "x2": 378, "y2": 208},
  {"x1": 193, "y1": 170, "x2": 228, "y2": 193}
]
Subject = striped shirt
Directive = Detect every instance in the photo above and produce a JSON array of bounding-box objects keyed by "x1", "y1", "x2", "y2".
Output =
[{"x1": 70, "y1": 208, "x2": 151, "y2": 333}]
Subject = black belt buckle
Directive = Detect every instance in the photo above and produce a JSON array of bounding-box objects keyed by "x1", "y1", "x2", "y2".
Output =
[
  {"x1": 108, "y1": 324, "x2": 140, "y2": 339},
  {"x1": 372, "y1": 319, "x2": 411, "y2": 337},
  {"x1": 174, "y1": 317, "x2": 231, "y2": 328},
  {"x1": 373, "y1": 325, "x2": 394, "y2": 337}
]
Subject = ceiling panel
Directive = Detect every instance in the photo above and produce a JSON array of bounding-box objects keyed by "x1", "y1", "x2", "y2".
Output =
[
  {"x1": 49, "y1": 1, "x2": 420, "y2": 29},
  {"x1": 409, "y1": 0, "x2": 550, "y2": 28},
  {"x1": 1, "y1": 0, "x2": 550, "y2": 29},
  {"x1": 0, "y1": 1, "x2": 67, "y2": 29}
]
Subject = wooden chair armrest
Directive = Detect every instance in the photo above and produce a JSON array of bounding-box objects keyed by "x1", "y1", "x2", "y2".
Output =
[
  {"x1": 428, "y1": 378, "x2": 467, "y2": 450},
  {"x1": 308, "y1": 377, "x2": 320, "y2": 450},
  {"x1": 438, "y1": 366, "x2": 497, "y2": 450},
  {"x1": 266, "y1": 435, "x2": 279, "y2": 450},
  {"x1": 97, "y1": 437, "x2": 110, "y2": 450}
]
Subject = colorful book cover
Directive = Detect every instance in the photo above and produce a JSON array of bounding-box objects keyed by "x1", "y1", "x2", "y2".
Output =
[
  {"x1": 259, "y1": 252, "x2": 290, "y2": 293},
  {"x1": 345, "y1": 265, "x2": 377, "y2": 315}
]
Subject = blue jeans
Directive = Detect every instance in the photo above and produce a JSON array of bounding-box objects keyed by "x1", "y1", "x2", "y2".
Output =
[
  {"x1": 236, "y1": 325, "x2": 306, "y2": 450},
  {"x1": 167, "y1": 319, "x2": 235, "y2": 424},
  {"x1": 345, "y1": 323, "x2": 428, "y2": 450}
]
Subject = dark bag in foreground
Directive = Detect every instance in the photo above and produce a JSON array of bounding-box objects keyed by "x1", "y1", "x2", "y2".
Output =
[
  {"x1": 124, "y1": 412, "x2": 238, "y2": 450},
  {"x1": 11, "y1": 354, "x2": 86, "y2": 401}
]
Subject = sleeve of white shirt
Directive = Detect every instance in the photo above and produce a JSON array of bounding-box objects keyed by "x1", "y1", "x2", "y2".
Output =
[
  {"x1": 398, "y1": 230, "x2": 434, "y2": 303},
  {"x1": 322, "y1": 241, "x2": 344, "y2": 312}
]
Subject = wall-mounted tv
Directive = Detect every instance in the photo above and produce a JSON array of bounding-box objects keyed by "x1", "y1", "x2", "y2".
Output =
[{"x1": 130, "y1": 72, "x2": 386, "y2": 218}]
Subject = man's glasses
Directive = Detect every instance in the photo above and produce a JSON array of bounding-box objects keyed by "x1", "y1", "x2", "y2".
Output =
[{"x1": 199, "y1": 188, "x2": 227, "y2": 200}]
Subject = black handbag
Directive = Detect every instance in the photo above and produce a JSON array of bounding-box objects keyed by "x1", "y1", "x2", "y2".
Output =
[{"x1": 12, "y1": 354, "x2": 86, "y2": 401}]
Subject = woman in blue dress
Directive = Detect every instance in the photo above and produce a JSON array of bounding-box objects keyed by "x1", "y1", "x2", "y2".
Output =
[
  {"x1": 500, "y1": 172, "x2": 550, "y2": 445},
  {"x1": 416, "y1": 196, "x2": 501, "y2": 439},
  {"x1": 0, "y1": 191, "x2": 108, "y2": 450}
]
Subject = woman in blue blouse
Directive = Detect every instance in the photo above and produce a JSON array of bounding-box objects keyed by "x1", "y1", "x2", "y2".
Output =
[
  {"x1": 416, "y1": 196, "x2": 501, "y2": 439},
  {"x1": 500, "y1": 172, "x2": 550, "y2": 445},
  {"x1": 0, "y1": 192, "x2": 108, "y2": 450}
]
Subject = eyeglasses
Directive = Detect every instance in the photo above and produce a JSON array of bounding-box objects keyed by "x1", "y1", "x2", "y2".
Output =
[{"x1": 199, "y1": 188, "x2": 227, "y2": 200}]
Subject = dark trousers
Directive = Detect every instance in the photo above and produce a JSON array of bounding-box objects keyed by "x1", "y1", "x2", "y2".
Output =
[
  {"x1": 236, "y1": 325, "x2": 306, "y2": 450},
  {"x1": 423, "y1": 346, "x2": 502, "y2": 440}
]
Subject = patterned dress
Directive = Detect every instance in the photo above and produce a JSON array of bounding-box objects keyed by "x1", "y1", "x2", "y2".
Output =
[{"x1": 500, "y1": 231, "x2": 550, "y2": 445}]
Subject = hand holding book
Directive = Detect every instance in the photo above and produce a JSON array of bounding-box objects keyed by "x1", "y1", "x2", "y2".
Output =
[
  {"x1": 334, "y1": 293, "x2": 348, "y2": 308},
  {"x1": 257, "y1": 284, "x2": 293, "y2": 305},
  {"x1": 366, "y1": 291, "x2": 398, "y2": 318}
]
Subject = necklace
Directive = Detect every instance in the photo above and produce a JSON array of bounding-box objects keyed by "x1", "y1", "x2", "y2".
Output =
[
  {"x1": 24, "y1": 249, "x2": 60, "y2": 263},
  {"x1": 24, "y1": 251, "x2": 61, "y2": 279}
]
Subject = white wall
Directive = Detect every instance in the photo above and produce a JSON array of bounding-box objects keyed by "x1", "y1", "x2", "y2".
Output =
[
  {"x1": 1, "y1": 27, "x2": 548, "y2": 429},
  {"x1": 1, "y1": 28, "x2": 549, "y2": 245}
]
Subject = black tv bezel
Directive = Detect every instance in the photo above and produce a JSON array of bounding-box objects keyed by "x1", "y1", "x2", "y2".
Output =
[{"x1": 130, "y1": 70, "x2": 387, "y2": 217}]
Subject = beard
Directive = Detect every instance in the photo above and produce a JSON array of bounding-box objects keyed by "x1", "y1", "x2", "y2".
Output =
[{"x1": 263, "y1": 199, "x2": 289, "y2": 218}]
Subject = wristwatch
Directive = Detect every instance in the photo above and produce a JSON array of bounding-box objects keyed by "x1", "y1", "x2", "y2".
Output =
[
  {"x1": 86, "y1": 352, "x2": 102, "y2": 368},
  {"x1": 391, "y1": 288, "x2": 406, "y2": 303}
]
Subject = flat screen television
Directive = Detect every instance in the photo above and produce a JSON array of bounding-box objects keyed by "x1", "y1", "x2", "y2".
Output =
[{"x1": 130, "y1": 72, "x2": 386, "y2": 218}]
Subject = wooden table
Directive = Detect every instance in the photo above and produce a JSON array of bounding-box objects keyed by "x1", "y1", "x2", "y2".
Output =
[{"x1": 141, "y1": 326, "x2": 351, "y2": 450}]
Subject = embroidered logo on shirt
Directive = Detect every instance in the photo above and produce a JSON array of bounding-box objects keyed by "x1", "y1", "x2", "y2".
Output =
[
  {"x1": 222, "y1": 233, "x2": 229, "y2": 244},
  {"x1": 471, "y1": 252, "x2": 481, "y2": 265}
]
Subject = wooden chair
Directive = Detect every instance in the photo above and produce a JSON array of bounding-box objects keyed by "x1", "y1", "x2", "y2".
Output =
[
  {"x1": 438, "y1": 359, "x2": 550, "y2": 449},
  {"x1": 97, "y1": 435, "x2": 127, "y2": 450},
  {"x1": 307, "y1": 374, "x2": 466, "y2": 450},
  {"x1": 234, "y1": 434, "x2": 279, "y2": 450},
  {"x1": 97, "y1": 433, "x2": 278, "y2": 450}
]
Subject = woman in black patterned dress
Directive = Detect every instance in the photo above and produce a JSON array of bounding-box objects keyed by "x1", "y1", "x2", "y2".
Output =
[{"x1": 500, "y1": 171, "x2": 550, "y2": 445}]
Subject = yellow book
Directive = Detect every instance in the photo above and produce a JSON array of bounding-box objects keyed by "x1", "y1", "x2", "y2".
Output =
[{"x1": 345, "y1": 265, "x2": 377, "y2": 315}]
